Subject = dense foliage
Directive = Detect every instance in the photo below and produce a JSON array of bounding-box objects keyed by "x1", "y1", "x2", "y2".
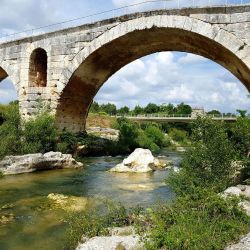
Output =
[
  {"x1": 168, "y1": 118, "x2": 238, "y2": 195},
  {"x1": 143, "y1": 117, "x2": 250, "y2": 249},
  {"x1": 144, "y1": 191, "x2": 250, "y2": 250},
  {"x1": 0, "y1": 103, "x2": 175, "y2": 159},
  {"x1": 115, "y1": 118, "x2": 171, "y2": 152},
  {"x1": 0, "y1": 102, "x2": 58, "y2": 158},
  {"x1": 21, "y1": 110, "x2": 57, "y2": 154},
  {"x1": 168, "y1": 128, "x2": 188, "y2": 144},
  {"x1": 230, "y1": 117, "x2": 250, "y2": 158},
  {"x1": 89, "y1": 101, "x2": 193, "y2": 116},
  {"x1": 0, "y1": 102, "x2": 21, "y2": 158},
  {"x1": 63, "y1": 117, "x2": 250, "y2": 250}
]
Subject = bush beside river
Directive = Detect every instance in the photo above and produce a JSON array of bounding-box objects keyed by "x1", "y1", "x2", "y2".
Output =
[{"x1": 0, "y1": 102, "x2": 181, "y2": 160}]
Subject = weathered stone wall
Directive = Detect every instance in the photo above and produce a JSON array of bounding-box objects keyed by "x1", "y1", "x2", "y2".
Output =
[{"x1": 0, "y1": 5, "x2": 249, "y2": 131}]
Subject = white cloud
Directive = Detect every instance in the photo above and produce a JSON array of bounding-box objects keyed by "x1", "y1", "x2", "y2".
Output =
[
  {"x1": 0, "y1": 79, "x2": 17, "y2": 104},
  {"x1": 166, "y1": 84, "x2": 194, "y2": 101},
  {"x1": 95, "y1": 51, "x2": 250, "y2": 113},
  {"x1": 156, "y1": 52, "x2": 175, "y2": 65},
  {"x1": 120, "y1": 80, "x2": 140, "y2": 96},
  {"x1": 112, "y1": 0, "x2": 140, "y2": 7},
  {"x1": 178, "y1": 53, "x2": 208, "y2": 64},
  {"x1": 112, "y1": 0, "x2": 227, "y2": 12},
  {"x1": 118, "y1": 59, "x2": 145, "y2": 77},
  {"x1": 210, "y1": 92, "x2": 225, "y2": 103}
]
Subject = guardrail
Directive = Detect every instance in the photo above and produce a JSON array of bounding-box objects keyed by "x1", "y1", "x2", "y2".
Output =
[
  {"x1": 1, "y1": 0, "x2": 250, "y2": 44},
  {"x1": 114, "y1": 113, "x2": 239, "y2": 118},
  {"x1": 111, "y1": 113, "x2": 250, "y2": 120}
]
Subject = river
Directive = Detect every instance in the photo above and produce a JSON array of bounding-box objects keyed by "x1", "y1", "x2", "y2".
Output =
[{"x1": 0, "y1": 150, "x2": 182, "y2": 250}]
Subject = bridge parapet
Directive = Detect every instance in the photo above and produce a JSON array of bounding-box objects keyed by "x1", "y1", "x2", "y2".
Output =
[
  {"x1": 114, "y1": 114, "x2": 245, "y2": 123},
  {"x1": 1, "y1": 1, "x2": 250, "y2": 44}
]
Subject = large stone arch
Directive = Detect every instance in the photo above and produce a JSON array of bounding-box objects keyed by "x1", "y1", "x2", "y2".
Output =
[{"x1": 56, "y1": 15, "x2": 250, "y2": 132}]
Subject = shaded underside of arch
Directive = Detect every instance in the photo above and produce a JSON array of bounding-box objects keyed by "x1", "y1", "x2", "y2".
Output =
[
  {"x1": 56, "y1": 27, "x2": 250, "y2": 132},
  {"x1": 0, "y1": 67, "x2": 8, "y2": 82}
]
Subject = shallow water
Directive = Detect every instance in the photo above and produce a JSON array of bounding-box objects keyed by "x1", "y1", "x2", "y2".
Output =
[{"x1": 0, "y1": 150, "x2": 182, "y2": 250}]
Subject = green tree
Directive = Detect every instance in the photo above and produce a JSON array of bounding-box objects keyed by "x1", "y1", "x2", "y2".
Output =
[
  {"x1": 21, "y1": 111, "x2": 58, "y2": 154},
  {"x1": 136, "y1": 129, "x2": 159, "y2": 151},
  {"x1": 145, "y1": 103, "x2": 160, "y2": 114},
  {"x1": 159, "y1": 103, "x2": 175, "y2": 114},
  {"x1": 0, "y1": 102, "x2": 21, "y2": 159},
  {"x1": 207, "y1": 109, "x2": 221, "y2": 116},
  {"x1": 100, "y1": 103, "x2": 117, "y2": 115},
  {"x1": 133, "y1": 105, "x2": 144, "y2": 115},
  {"x1": 168, "y1": 117, "x2": 236, "y2": 195},
  {"x1": 117, "y1": 118, "x2": 139, "y2": 151},
  {"x1": 144, "y1": 124, "x2": 165, "y2": 147},
  {"x1": 237, "y1": 109, "x2": 247, "y2": 118},
  {"x1": 169, "y1": 128, "x2": 187, "y2": 142},
  {"x1": 176, "y1": 102, "x2": 192, "y2": 115},
  {"x1": 117, "y1": 106, "x2": 130, "y2": 115},
  {"x1": 89, "y1": 101, "x2": 99, "y2": 113},
  {"x1": 230, "y1": 117, "x2": 250, "y2": 157}
]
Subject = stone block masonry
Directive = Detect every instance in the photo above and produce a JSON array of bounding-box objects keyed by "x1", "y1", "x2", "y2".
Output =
[{"x1": 0, "y1": 5, "x2": 250, "y2": 132}]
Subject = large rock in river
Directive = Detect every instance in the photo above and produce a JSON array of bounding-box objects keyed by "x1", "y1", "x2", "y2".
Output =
[
  {"x1": 110, "y1": 148, "x2": 166, "y2": 173},
  {"x1": 0, "y1": 152, "x2": 83, "y2": 175}
]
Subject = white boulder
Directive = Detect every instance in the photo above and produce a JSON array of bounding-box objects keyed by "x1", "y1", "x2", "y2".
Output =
[
  {"x1": 0, "y1": 152, "x2": 83, "y2": 175},
  {"x1": 76, "y1": 235, "x2": 142, "y2": 250},
  {"x1": 109, "y1": 148, "x2": 166, "y2": 173},
  {"x1": 76, "y1": 226, "x2": 143, "y2": 250},
  {"x1": 223, "y1": 185, "x2": 250, "y2": 198},
  {"x1": 225, "y1": 232, "x2": 250, "y2": 250},
  {"x1": 222, "y1": 185, "x2": 250, "y2": 216}
]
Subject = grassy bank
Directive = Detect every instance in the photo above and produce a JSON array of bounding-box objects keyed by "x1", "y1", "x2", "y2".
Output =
[{"x1": 86, "y1": 113, "x2": 116, "y2": 129}]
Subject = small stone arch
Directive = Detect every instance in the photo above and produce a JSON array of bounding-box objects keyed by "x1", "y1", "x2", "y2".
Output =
[
  {"x1": 0, "y1": 62, "x2": 19, "y2": 90},
  {"x1": 29, "y1": 48, "x2": 47, "y2": 87},
  {"x1": 0, "y1": 67, "x2": 8, "y2": 82},
  {"x1": 0, "y1": 65, "x2": 19, "y2": 106}
]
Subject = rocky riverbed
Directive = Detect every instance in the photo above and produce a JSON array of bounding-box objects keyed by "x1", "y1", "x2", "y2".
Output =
[{"x1": 0, "y1": 149, "x2": 180, "y2": 250}]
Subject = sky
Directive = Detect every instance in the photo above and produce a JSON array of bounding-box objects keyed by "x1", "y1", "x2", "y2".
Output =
[{"x1": 0, "y1": 0, "x2": 249, "y2": 113}]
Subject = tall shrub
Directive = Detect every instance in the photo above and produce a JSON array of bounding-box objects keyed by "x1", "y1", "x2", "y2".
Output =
[
  {"x1": 21, "y1": 110, "x2": 57, "y2": 154},
  {"x1": 168, "y1": 117, "x2": 236, "y2": 195},
  {"x1": 0, "y1": 102, "x2": 21, "y2": 159}
]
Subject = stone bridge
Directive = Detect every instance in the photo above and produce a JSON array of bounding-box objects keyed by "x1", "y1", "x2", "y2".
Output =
[{"x1": 0, "y1": 4, "x2": 250, "y2": 132}]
